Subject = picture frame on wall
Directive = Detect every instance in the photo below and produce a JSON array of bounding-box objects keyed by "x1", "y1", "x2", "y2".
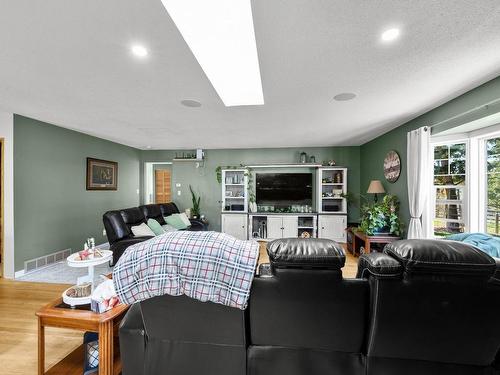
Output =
[
  {"x1": 86, "y1": 157, "x2": 118, "y2": 190},
  {"x1": 383, "y1": 150, "x2": 401, "y2": 183}
]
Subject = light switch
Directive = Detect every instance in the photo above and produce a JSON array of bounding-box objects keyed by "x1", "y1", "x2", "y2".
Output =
[
  {"x1": 136, "y1": 189, "x2": 140, "y2": 195},
  {"x1": 177, "y1": 190, "x2": 181, "y2": 196},
  {"x1": 176, "y1": 183, "x2": 181, "y2": 187}
]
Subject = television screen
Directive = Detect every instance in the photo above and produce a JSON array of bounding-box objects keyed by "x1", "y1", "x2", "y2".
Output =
[{"x1": 256, "y1": 173, "x2": 313, "y2": 206}]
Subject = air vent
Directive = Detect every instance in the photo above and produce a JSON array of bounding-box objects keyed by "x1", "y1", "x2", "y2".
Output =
[{"x1": 24, "y1": 248, "x2": 72, "y2": 274}]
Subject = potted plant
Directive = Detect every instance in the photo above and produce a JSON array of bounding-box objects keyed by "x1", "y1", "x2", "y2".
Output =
[
  {"x1": 189, "y1": 185, "x2": 201, "y2": 219},
  {"x1": 359, "y1": 195, "x2": 402, "y2": 236}
]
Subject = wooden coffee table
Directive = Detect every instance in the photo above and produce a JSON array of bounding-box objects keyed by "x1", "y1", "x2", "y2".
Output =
[{"x1": 36, "y1": 298, "x2": 128, "y2": 375}]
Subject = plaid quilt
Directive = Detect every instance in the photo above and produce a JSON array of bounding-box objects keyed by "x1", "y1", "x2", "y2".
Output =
[{"x1": 112, "y1": 231, "x2": 259, "y2": 310}]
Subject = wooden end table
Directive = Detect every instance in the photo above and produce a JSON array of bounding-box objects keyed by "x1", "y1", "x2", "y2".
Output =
[
  {"x1": 36, "y1": 298, "x2": 128, "y2": 375},
  {"x1": 352, "y1": 230, "x2": 401, "y2": 255}
]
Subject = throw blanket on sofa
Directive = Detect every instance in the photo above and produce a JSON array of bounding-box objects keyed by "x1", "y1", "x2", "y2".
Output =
[
  {"x1": 113, "y1": 231, "x2": 259, "y2": 310},
  {"x1": 447, "y1": 232, "x2": 500, "y2": 258}
]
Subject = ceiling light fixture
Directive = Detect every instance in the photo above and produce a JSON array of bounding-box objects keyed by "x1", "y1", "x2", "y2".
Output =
[
  {"x1": 131, "y1": 45, "x2": 148, "y2": 58},
  {"x1": 381, "y1": 28, "x2": 400, "y2": 42},
  {"x1": 160, "y1": 0, "x2": 264, "y2": 107},
  {"x1": 181, "y1": 99, "x2": 202, "y2": 108},
  {"x1": 333, "y1": 93, "x2": 356, "y2": 101}
]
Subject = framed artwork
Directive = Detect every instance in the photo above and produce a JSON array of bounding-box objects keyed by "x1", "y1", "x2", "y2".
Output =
[
  {"x1": 86, "y1": 158, "x2": 118, "y2": 190},
  {"x1": 383, "y1": 150, "x2": 401, "y2": 183}
]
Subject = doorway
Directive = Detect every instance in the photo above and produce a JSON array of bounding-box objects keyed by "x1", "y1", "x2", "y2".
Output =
[{"x1": 144, "y1": 162, "x2": 173, "y2": 204}]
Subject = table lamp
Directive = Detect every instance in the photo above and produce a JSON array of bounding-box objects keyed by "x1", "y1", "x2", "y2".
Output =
[{"x1": 367, "y1": 180, "x2": 385, "y2": 203}]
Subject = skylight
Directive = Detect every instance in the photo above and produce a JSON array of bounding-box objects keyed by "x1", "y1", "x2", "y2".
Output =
[{"x1": 160, "y1": 0, "x2": 264, "y2": 106}]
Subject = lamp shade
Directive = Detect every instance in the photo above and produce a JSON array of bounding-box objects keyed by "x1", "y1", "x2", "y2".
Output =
[{"x1": 367, "y1": 180, "x2": 385, "y2": 194}]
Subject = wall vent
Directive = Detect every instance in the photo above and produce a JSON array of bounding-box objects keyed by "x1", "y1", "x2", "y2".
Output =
[{"x1": 24, "y1": 248, "x2": 72, "y2": 274}]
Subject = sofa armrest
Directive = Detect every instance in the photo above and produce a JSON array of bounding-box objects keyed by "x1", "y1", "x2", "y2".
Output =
[
  {"x1": 188, "y1": 218, "x2": 207, "y2": 231},
  {"x1": 119, "y1": 303, "x2": 146, "y2": 375},
  {"x1": 356, "y1": 253, "x2": 403, "y2": 279}
]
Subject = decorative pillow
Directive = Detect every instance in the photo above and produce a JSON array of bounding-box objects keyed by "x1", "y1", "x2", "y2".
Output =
[
  {"x1": 147, "y1": 219, "x2": 165, "y2": 236},
  {"x1": 178, "y1": 212, "x2": 192, "y2": 227},
  {"x1": 131, "y1": 223, "x2": 155, "y2": 237},
  {"x1": 162, "y1": 224, "x2": 178, "y2": 232},
  {"x1": 165, "y1": 214, "x2": 188, "y2": 230}
]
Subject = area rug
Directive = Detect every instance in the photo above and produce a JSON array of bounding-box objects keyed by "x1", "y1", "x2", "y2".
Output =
[{"x1": 17, "y1": 261, "x2": 113, "y2": 285}]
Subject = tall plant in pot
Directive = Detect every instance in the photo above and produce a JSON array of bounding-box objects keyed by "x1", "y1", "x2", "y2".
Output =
[
  {"x1": 359, "y1": 195, "x2": 402, "y2": 236},
  {"x1": 189, "y1": 185, "x2": 201, "y2": 218}
]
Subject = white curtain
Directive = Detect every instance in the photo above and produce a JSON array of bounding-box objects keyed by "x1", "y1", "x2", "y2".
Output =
[{"x1": 407, "y1": 126, "x2": 431, "y2": 239}]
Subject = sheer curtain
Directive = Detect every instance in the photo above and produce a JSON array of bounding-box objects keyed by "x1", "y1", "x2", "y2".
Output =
[{"x1": 407, "y1": 126, "x2": 431, "y2": 239}]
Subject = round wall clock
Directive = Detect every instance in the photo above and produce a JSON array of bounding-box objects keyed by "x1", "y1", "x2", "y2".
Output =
[{"x1": 383, "y1": 150, "x2": 401, "y2": 183}]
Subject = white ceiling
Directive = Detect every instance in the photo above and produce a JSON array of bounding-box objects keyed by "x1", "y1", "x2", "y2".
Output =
[{"x1": 1, "y1": 0, "x2": 500, "y2": 149}]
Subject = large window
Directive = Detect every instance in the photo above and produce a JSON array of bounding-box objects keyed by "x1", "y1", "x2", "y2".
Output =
[
  {"x1": 486, "y1": 137, "x2": 500, "y2": 236},
  {"x1": 432, "y1": 142, "x2": 467, "y2": 237}
]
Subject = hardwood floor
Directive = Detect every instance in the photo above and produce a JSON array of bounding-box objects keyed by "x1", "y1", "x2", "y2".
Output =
[
  {"x1": 0, "y1": 278, "x2": 80, "y2": 374},
  {"x1": 0, "y1": 247, "x2": 358, "y2": 374}
]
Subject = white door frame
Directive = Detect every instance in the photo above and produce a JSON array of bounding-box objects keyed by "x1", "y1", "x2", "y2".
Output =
[
  {"x1": 0, "y1": 112, "x2": 14, "y2": 278},
  {"x1": 143, "y1": 162, "x2": 172, "y2": 204}
]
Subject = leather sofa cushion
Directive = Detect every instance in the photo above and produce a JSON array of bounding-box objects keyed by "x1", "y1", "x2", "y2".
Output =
[
  {"x1": 356, "y1": 253, "x2": 403, "y2": 278},
  {"x1": 103, "y1": 210, "x2": 130, "y2": 244},
  {"x1": 140, "y1": 204, "x2": 166, "y2": 225},
  {"x1": 385, "y1": 239, "x2": 496, "y2": 278},
  {"x1": 120, "y1": 207, "x2": 146, "y2": 228},
  {"x1": 267, "y1": 238, "x2": 345, "y2": 269},
  {"x1": 248, "y1": 345, "x2": 365, "y2": 375},
  {"x1": 159, "y1": 202, "x2": 180, "y2": 217}
]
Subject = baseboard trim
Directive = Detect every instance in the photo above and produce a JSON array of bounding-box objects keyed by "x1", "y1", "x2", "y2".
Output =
[{"x1": 14, "y1": 269, "x2": 25, "y2": 278}]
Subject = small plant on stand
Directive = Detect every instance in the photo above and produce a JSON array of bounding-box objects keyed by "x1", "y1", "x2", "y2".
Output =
[{"x1": 359, "y1": 195, "x2": 402, "y2": 236}]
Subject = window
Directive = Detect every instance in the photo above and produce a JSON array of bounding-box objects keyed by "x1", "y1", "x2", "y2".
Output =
[
  {"x1": 432, "y1": 142, "x2": 467, "y2": 237},
  {"x1": 486, "y1": 137, "x2": 500, "y2": 236}
]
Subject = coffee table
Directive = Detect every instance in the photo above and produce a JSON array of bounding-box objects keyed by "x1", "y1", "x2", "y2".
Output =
[{"x1": 36, "y1": 297, "x2": 128, "y2": 375}]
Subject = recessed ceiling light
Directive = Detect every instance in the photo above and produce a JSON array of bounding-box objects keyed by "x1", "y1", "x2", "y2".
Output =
[
  {"x1": 160, "y1": 0, "x2": 264, "y2": 107},
  {"x1": 181, "y1": 99, "x2": 202, "y2": 108},
  {"x1": 131, "y1": 45, "x2": 148, "y2": 58},
  {"x1": 333, "y1": 93, "x2": 356, "y2": 101},
  {"x1": 381, "y1": 28, "x2": 400, "y2": 42},
  {"x1": 145, "y1": 145, "x2": 152, "y2": 149}
]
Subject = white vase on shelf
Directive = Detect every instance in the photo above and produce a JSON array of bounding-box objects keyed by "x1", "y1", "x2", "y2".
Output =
[{"x1": 249, "y1": 201, "x2": 257, "y2": 213}]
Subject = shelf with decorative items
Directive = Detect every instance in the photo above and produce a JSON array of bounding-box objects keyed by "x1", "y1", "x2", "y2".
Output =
[
  {"x1": 317, "y1": 167, "x2": 347, "y2": 214},
  {"x1": 221, "y1": 169, "x2": 249, "y2": 213}
]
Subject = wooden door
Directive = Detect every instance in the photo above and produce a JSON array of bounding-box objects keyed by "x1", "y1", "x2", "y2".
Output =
[
  {"x1": 222, "y1": 214, "x2": 247, "y2": 240},
  {"x1": 155, "y1": 169, "x2": 171, "y2": 204}
]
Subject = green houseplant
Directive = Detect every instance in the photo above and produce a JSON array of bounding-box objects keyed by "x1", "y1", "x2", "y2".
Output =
[
  {"x1": 359, "y1": 194, "x2": 402, "y2": 236},
  {"x1": 189, "y1": 185, "x2": 201, "y2": 218}
]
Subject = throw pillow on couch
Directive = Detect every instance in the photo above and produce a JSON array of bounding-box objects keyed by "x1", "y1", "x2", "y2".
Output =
[
  {"x1": 165, "y1": 213, "x2": 190, "y2": 230},
  {"x1": 131, "y1": 223, "x2": 155, "y2": 237},
  {"x1": 147, "y1": 219, "x2": 166, "y2": 235}
]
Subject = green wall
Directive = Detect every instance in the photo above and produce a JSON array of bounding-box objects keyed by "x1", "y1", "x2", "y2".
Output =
[
  {"x1": 360, "y1": 76, "x2": 500, "y2": 235},
  {"x1": 14, "y1": 115, "x2": 141, "y2": 271},
  {"x1": 142, "y1": 147, "x2": 361, "y2": 231}
]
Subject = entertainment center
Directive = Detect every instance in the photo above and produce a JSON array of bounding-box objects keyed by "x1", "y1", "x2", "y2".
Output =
[{"x1": 220, "y1": 165, "x2": 348, "y2": 243}]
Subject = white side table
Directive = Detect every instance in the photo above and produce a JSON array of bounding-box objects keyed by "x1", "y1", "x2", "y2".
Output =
[{"x1": 62, "y1": 250, "x2": 113, "y2": 307}]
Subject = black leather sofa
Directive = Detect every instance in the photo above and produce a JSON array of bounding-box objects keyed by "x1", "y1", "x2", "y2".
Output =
[
  {"x1": 119, "y1": 238, "x2": 500, "y2": 375},
  {"x1": 103, "y1": 202, "x2": 206, "y2": 264}
]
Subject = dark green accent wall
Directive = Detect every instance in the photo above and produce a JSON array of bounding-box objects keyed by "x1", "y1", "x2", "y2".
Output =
[
  {"x1": 360, "y1": 76, "x2": 500, "y2": 235},
  {"x1": 142, "y1": 147, "x2": 361, "y2": 231},
  {"x1": 14, "y1": 115, "x2": 141, "y2": 271}
]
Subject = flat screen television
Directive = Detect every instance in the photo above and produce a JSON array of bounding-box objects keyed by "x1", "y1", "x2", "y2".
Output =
[{"x1": 256, "y1": 173, "x2": 313, "y2": 207}]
